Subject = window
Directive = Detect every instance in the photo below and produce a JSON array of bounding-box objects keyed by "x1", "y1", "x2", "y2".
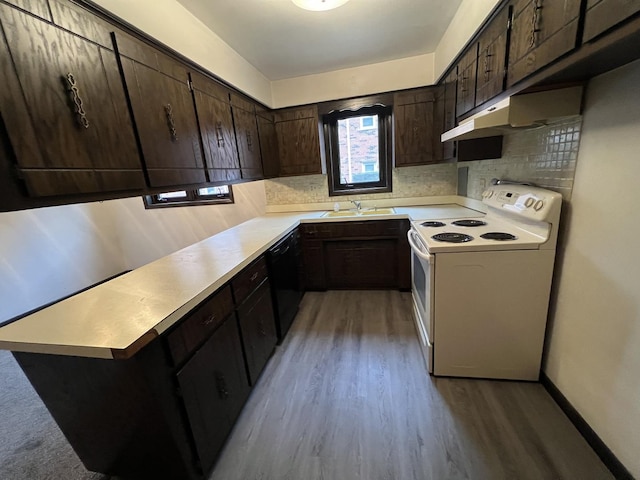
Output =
[
  {"x1": 143, "y1": 185, "x2": 234, "y2": 209},
  {"x1": 324, "y1": 105, "x2": 392, "y2": 196},
  {"x1": 359, "y1": 116, "x2": 376, "y2": 130}
]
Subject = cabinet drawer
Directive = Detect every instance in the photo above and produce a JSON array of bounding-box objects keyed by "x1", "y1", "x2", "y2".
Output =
[
  {"x1": 167, "y1": 285, "x2": 234, "y2": 365},
  {"x1": 232, "y1": 256, "x2": 268, "y2": 305}
]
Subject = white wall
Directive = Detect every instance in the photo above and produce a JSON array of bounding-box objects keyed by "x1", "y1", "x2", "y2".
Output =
[
  {"x1": 271, "y1": 53, "x2": 435, "y2": 108},
  {"x1": 543, "y1": 60, "x2": 640, "y2": 477},
  {"x1": 91, "y1": 0, "x2": 495, "y2": 108},
  {"x1": 0, "y1": 182, "x2": 266, "y2": 324},
  {"x1": 91, "y1": 0, "x2": 273, "y2": 106},
  {"x1": 434, "y1": 0, "x2": 500, "y2": 81}
]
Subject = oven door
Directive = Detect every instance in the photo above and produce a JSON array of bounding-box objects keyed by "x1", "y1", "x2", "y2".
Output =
[{"x1": 407, "y1": 228, "x2": 435, "y2": 373}]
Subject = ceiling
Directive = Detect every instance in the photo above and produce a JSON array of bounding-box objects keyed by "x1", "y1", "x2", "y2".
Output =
[{"x1": 176, "y1": 0, "x2": 463, "y2": 81}]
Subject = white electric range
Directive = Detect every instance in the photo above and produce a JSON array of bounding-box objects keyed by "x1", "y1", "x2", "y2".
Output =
[{"x1": 407, "y1": 185, "x2": 562, "y2": 380}]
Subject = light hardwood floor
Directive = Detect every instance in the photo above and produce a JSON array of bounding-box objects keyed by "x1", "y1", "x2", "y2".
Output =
[{"x1": 209, "y1": 290, "x2": 613, "y2": 480}]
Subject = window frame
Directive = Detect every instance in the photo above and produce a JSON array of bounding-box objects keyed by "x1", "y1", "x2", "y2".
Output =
[
  {"x1": 142, "y1": 185, "x2": 234, "y2": 209},
  {"x1": 323, "y1": 105, "x2": 393, "y2": 197}
]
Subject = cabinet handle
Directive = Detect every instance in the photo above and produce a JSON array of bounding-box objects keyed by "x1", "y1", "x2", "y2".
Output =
[
  {"x1": 216, "y1": 374, "x2": 229, "y2": 399},
  {"x1": 164, "y1": 104, "x2": 178, "y2": 142},
  {"x1": 529, "y1": 0, "x2": 543, "y2": 49},
  {"x1": 246, "y1": 130, "x2": 253, "y2": 150},
  {"x1": 65, "y1": 73, "x2": 90, "y2": 129},
  {"x1": 484, "y1": 50, "x2": 492, "y2": 82},
  {"x1": 216, "y1": 122, "x2": 224, "y2": 147},
  {"x1": 202, "y1": 314, "x2": 216, "y2": 326},
  {"x1": 250, "y1": 272, "x2": 259, "y2": 282}
]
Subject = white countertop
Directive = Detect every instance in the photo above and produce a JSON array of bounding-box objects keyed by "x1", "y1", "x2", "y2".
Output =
[{"x1": 0, "y1": 200, "x2": 484, "y2": 359}]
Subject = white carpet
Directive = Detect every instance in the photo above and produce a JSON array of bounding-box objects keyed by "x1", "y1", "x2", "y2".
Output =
[{"x1": 0, "y1": 350, "x2": 109, "y2": 480}]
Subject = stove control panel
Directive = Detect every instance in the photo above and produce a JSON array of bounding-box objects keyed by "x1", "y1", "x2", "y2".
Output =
[{"x1": 481, "y1": 185, "x2": 562, "y2": 223}]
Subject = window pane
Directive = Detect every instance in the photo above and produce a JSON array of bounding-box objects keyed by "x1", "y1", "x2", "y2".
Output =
[
  {"x1": 197, "y1": 186, "x2": 229, "y2": 196},
  {"x1": 157, "y1": 191, "x2": 187, "y2": 200},
  {"x1": 337, "y1": 115, "x2": 379, "y2": 185}
]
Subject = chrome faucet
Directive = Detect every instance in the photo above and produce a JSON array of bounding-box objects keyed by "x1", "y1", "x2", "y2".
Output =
[{"x1": 351, "y1": 200, "x2": 362, "y2": 213}]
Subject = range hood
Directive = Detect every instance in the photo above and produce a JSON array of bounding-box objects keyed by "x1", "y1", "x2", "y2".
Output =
[{"x1": 441, "y1": 86, "x2": 583, "y2": 142}]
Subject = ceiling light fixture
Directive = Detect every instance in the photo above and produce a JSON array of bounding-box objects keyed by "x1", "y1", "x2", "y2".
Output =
[{"x1": 292, "y1": 0, "x2": 350, "y2": 12}]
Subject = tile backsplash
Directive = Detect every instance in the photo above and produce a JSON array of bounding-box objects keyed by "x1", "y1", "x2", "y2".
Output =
[
  {"x1": 460, "y1": 118, "x2": 583, "y2": 201},
  {"x1": 264, "y1": 163, "x2": 457, "y2": 205},
  {"x1": 265, "y1": 117, "x2": 582, "y2": 206}
]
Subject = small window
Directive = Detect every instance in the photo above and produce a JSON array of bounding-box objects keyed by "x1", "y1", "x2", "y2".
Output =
[
  {"x1": 324, "y1": 105, "x2": 392, "y2": 196},
  {"x1": 143, "y1": 185, "x2": 234, "y2": 209}
]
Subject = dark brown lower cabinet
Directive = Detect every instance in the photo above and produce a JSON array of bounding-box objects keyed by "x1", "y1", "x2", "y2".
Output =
[
  {"x1": 300, "y1": 220, "x2": 411, "y2": 291},
  {"x1": 236, "y1": 279, "x2": 278, "y2": 385},
  {"x1": 325, "y1": 240, "x2": 398, "y2": 289},
  {"x1": 177, "y1": 315, "x2": 250, "y2": 474},
  {"x1": 10, "y1": 282, "x2": 258, "y2": 479}
]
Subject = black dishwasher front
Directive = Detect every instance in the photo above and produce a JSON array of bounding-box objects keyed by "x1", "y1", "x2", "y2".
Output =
[{"x1": 267, "y1": 229, "x2": 303, "y2": 343}]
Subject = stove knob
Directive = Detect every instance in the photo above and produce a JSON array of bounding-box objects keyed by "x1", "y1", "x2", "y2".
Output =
[
  {"x1": 534, "y1": 200, "x2": 544, "y2": 211},
  {"x1": 525, "y1": 197, "x2": 535, "y2": 208}
]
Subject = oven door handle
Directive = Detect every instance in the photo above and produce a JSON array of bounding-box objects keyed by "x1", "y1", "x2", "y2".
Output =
[{"x1": 407, "y1": 229, "x2": 433, "y2": 263}]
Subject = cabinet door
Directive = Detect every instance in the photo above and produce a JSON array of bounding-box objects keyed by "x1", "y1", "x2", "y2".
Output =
[
  {"x1": 442, "y1": 70, "x2": 458, "y2": 161},
  {"x1": 456, "y1": 45, "x2": 478, "y2": 116},
  {"x1": 300, "y1": 239, "x2": 326, "y2": 290},
  {"x1": 583, "y1": 0, "x2": 640, "y2": 42},
  {"x1": 325, "y1": 239, "x2": 398, "y2": 289},
  {"x1": 115, "y1": 34, "x2": 206, "y2": 188},
  {"x1": 507, "y1": 0, "x2": 581, "y2": 87},
  {"x1": 475, "y1": 6, "x2": 509, "y2": 107},
  {"x1": 237, "y1": 279, "x2": 277, "y2": 385},
  {"x1": 0, "y1": 4, "x2": 143, "y2": 197},
  {"x1": 231, "y1": 96, "x2": 263, "y2": 180},
  {"x1": 190, "y1": 73, "x2": 241, "y2": 183},
  {"x1": 3, "y1": 0, "x2": 51, "y2": 20},
  {"x1": 257, "y1": 113, "x2": 280, "y2": 179},
  {"x1": 177, "y1": 316, "x2": 249, "y2": 474},
  {"x1": 394, "y1": 89, "x2": 436, "y2": 166},
  {"x1": 275, "y1": 106, "x2": 322, "y2": 176}
]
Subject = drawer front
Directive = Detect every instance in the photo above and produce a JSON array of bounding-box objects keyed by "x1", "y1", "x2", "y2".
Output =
[
  {"x1": 167, "y1": 285, "x2": 234, "y2": 365},
  {"x1": 232, "y1": 256, "x2": 268, "y2": 305}
]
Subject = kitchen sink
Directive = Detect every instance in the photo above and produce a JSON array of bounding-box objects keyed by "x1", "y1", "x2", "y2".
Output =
[
  {"x1": 360, "y1": 208, "x2": 394, "y2": 215},
  {"x1": 323, "y1": 208, "x2": 395, "y2": 217}
]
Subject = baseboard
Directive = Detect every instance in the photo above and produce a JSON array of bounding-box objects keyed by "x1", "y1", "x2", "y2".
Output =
[{"x1": 540, "y1": 372, "x2": 634, "y2": 480}]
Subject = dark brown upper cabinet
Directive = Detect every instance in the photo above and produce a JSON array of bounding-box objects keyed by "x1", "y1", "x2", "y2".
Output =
[
  {"x1": 256, "y1": 108, "x2": 280, "y2": 179},
  {"x1": 507, "y1": 0, "x2": 582, "y2": 88},
  {"x1": 442, "y1": 70, "x2": 458, "y2": 161},
  {"x1": 230, "y1": 94, "x2": 263, "y2": 180},
  {"x1": 190, "y1": 72, "x2": 241, "y2": 184},
  {"x1": 393, "y1": 88, "x2": 437, "y2": 166},
  {"x1": 456, "y1": 45, "x2": 479, "y2": 116},
  {"x1": 475, "y1": 4, "x2": 510, "y2": 107},
  {"x1": 274, "y1": 105, "x2": 324, "y2": 177},
  {"x1": 115, "y1": 33, "x2": 207, "y2": 188},
  {"x1": 0, "y1": 3, "x2": 144, "y2": 197},
  {"x1": 583, "y1": 0, "x2": 640, "y2": 43}
]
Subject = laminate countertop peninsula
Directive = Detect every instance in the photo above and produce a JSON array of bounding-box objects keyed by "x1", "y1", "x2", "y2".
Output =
[{"x1": 0, "y1": 199, "x2": 484, "y2": 360}]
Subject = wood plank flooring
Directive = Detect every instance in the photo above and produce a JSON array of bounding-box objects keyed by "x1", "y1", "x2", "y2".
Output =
[{"x1": 209, "y1": 290, "x2": 613, "y2": 480}]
